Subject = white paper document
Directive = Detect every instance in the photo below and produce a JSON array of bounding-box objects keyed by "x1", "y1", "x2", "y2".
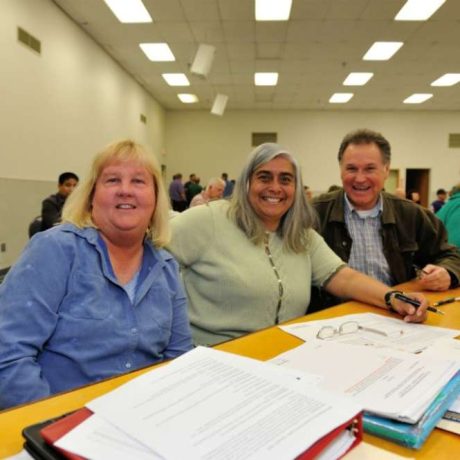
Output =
[
  {"x1": 270, "y1": 340, "x2": 460, "y2": 423},
  {"x1": 56, "y1": 414, "x2": 163, "y2": 460},
  {"x1": 280, "y1": 312, "x2": 460, "y2": 353},
  {"x1": 64, "y1": 347, "x2": 362, "y2": 460}
]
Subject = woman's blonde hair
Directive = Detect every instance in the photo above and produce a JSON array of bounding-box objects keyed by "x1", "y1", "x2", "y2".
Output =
[
  {"x1": 228, "y1": 143, "x2": 317, "y2": 253},
  {"x1": 62, "y1": 139, "x2": 170, "y2": 247}
]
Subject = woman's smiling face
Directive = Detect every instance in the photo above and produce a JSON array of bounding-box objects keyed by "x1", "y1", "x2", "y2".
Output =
[{"x1": 248, "y1": 155, "x2": 296, "y2": 231}]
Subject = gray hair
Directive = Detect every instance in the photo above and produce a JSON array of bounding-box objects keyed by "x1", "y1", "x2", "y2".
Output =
[
  {"x1": 228, "y1": 143, "x2": 317, "y2": 253},
  {"x1": 338, "y1": 128, "x2": 391, "y2": 165},
  {"x1": 206, "y1": 177, "x2": 225, "y2": 191}
]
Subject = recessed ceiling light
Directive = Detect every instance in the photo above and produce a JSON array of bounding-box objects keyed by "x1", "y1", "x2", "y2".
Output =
[
  {"x1": 103, "y1": 0, "x2": 152, "y2": 23},
  {"x1": 255, "y1": 0, "x2": 292, "y2": 21},
  {"x1": 139, "y1": 43, "x2": 175, "y2": 62},
  {"x1": 363, "y1": 42, "x2": 403, "y2": 61},
  {"x1": 403, "y1": 93, "x2": 433, "y2": 104},
  {"x1": 395, "y1": 0, "x2": 446, "y2": 21},
  {"x1": 254, "y1": 72, "x2": 279, "y2": 86},
  {"x1": 431, "y1": 73, "x2": 460, "y2": 87},
  {"x1": 329, "y1": 93, "x2": 354, "y2": 103},
  {"x1": 343, "y1": 72, "x2": 374, "y2": 86},
  {"x1": 178, "y1": 94, "x2": 199, "y2": 104},
  {"x1": 162, "y1": 73, "x2": 190, "y2": 86}
]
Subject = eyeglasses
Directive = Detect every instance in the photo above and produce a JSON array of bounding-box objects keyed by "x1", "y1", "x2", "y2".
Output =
[{"x1": 316, "y1": 321, "x2": 388, "y2": 340}]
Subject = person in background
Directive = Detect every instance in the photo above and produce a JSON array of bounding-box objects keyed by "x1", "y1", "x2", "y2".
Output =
[
  {"x1": 303, "y1": 185, "x2": 313, "y2": 201},
  {"x1": 187, "y1": 176, "x2": 203, "y2": 204},
  {"x1": 437, "y1": 185, "x2": 460, "y2": 249},
  {"x1": 169, "y1": 173, "x2": 187, "y2": 212},
  {"x1": 406, "y1": 189, "x2": 421, "y2": 205},
  {"x1": 0, "y1": 140, "x2": 192, "y2": 409},
  {"x1": 184, "y1": 173, "x2": 196, "y2": 205},
  {"x1": 41, "y1": 172, "x2": 79, "y2": 231},
  {"x1": 222, "y1": 172, "x2": 234, "y2": 197},
  {"x1": 190, "y1": 177, "x2": 225, "y2": 207},
  {"x1": 431, "y1": 188, "x2": 448, "y2": 213},
  {"x1": 168, "y1": 143, "x2": 428, "y2": 346},
  {"x1": 312, "y1": 129, "x2": 460, "y2": 309}
]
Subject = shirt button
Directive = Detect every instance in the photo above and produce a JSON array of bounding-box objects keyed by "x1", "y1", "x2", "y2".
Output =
[
  {"x1": 131, "y1": 327, "x2": 138, "y2": 334},
  {"x1": 125, "y1": 362, "x2": 132, "y2": 369}
]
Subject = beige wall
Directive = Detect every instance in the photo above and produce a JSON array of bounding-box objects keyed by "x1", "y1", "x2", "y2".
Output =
[
  {"x1": 2, "y1": 0, "x2": 460, "y2": 269},
  {"x1": 0, "y1": 0, "x2": 166, "y2": 268},
  {"x1": 165, "y1": 110, "x2": 460, "y2": 196}
]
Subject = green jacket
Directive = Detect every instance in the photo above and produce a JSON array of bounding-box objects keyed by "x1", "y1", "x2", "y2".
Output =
[
  {"x1": 437, "y1": 191, "x2": 460, "y2": 249},
  {"x1": 312, "y1": 190, "x2": 460, "y2": 287}
]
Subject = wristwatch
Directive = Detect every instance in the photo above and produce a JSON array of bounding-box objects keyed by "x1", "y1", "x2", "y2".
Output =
[{"x1": 384, "y1": 290, "x2": 403, "y2": 310}]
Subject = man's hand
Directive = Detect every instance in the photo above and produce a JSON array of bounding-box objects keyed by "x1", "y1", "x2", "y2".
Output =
[{"x1": 416, "y1": 264, "x2": 451, "y2": 291}]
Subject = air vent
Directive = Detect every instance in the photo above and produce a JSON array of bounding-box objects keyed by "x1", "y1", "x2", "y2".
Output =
[
  {"x1": 448, "y1": 133, "x2": 460, "y2": 148},
  {"x1": 17, "y1": 27, "x2": 41, "y2": 54},
  {"x1": 252, "y1": 132, "x2": 277, "y2": 146},
  {"x1": 140, "y1": 114, "x2": 147, "y2": 124}
]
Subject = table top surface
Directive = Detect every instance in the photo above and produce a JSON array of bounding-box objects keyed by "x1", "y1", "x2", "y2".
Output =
[{"x1": 1, "y1": 282, "x2": 459, "y2": 458}]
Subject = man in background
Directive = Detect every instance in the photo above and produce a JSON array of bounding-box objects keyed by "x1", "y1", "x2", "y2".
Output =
[
  {"x1": 190, "y1": 178, "x2": 225, "y2": 207},
  {"x1": 41, "y1": 172, "x2": 79, "y2": 231},
  {"x1": 431, "y1": 188, "x2": 448, "y2": 213},
  {"x1": 221, "y1": 172, "x2": 234, "y2": 197},
  {"x1": 312, "y1": 129, "x2": 460, "y2": 307},
  {"x1": 169, "y1": 173, "x2": 187, "y2": 212}
]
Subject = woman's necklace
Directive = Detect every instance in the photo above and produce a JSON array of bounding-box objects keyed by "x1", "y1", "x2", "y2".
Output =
[{"x1": 264, "y1": 232, "x2": 284, "y2": 324}]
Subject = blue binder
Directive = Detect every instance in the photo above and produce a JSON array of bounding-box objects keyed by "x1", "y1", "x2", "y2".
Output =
[{"x1": 363, "y1": 370, "x2": 460, "y2": 449}]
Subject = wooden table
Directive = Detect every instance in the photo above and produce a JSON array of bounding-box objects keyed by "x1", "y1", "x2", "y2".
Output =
[{"x1": 1, "y1": 283, "x2": 459, "y2": 458}]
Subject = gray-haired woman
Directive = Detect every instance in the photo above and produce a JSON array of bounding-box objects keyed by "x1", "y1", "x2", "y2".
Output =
[{"x1": 168, "y1": 143, "x2": 428, "y2": 346}]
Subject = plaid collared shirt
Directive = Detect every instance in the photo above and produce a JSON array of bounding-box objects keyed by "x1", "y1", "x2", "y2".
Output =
[{"x1": 344, "y1": 195, "x2": 392, "y2": 285}]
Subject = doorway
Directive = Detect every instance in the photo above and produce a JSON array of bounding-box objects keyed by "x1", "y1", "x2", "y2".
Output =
[{"x1": 406, "y1": 169, "x2": 430, "y2": 207}]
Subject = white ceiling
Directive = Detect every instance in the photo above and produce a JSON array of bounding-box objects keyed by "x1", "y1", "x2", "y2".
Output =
[{"x1": 52, "y1": 0, "x2": 460, "y2": 111}]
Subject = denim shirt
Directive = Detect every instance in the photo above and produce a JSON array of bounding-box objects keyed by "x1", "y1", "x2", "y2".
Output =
[{"x1": 0, "y1": 224, "x2": 192, "y2": 409}]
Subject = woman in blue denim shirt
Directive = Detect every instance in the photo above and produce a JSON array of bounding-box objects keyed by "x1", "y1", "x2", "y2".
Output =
[{"x1": 0, "y1": 140, "x2": 193, "y2": 409}]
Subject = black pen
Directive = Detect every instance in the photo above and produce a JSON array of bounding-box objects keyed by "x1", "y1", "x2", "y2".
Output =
[{"x1": 393, "y1": 293, "x2": 445, "y2": 315}]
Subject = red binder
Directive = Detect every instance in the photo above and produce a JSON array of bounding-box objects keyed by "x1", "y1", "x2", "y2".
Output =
[
  {"x1": 297, "y1": 412, "x2": 363, "y2": 459},
  {"x1": 36, "y1": 407, "x2": 362, "y2": 460},
  {"x1": 40, "y1": 407, "x2": 93, "y2": 460}
]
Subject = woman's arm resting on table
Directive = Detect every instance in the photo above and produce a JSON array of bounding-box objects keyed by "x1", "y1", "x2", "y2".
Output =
[{"x1": 324, "y1": 267, "x2": 428, "y2": 323}]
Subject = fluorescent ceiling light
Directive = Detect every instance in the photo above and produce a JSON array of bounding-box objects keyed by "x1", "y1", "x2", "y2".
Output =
[
  {"x1": 254, "y1": 72, "x2": 279, "y2": 86},
  {"x1": 343, "y1": 72, "x2": 374, "y2": 86},
  {"x1": 395, "y1": 0, "x2": 446, "y2": 21},
  {"x1": 329, "y1": 93, "x2": 354, "y2": 104},
  {"x1": 363, "y1": 42, "x2": 403, "y2": 61},
  {"x1": 256, "y1": 0, "x2": 292, "y2": 21},
  {"x1": 139, "y1": 43, "x2": 175, "y2": 61},
  {"x1": 431, "y1": 73, "x2": 460, "y2": 87},
  {"x1": 403, "y1": 93, "x2": 433, "y2": 104},
  {"x1": 211, "y1": 94, "x2": 229, "y2": 116},
  {"x1": 178, "y1": 93, "x2": 199, "y2": 104},
  {"x1": 162, "y1": 73, "x2": 190, "y2": 86},
  {"x1": 104, "y1": 0, "x2": 152, "y2": 23}
]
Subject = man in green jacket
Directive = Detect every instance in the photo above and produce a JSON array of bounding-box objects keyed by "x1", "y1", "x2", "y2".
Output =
[{"x1": 312, "y1": 129, "x2": 460, "y2": 307}]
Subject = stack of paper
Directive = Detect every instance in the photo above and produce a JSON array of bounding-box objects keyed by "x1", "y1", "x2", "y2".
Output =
[
  {"x1": 47, "y1": 347, "x2": 363, "y2": 460},
  {"x1": 271, "y1": 341, "x2": 459, "y2": 423}
]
